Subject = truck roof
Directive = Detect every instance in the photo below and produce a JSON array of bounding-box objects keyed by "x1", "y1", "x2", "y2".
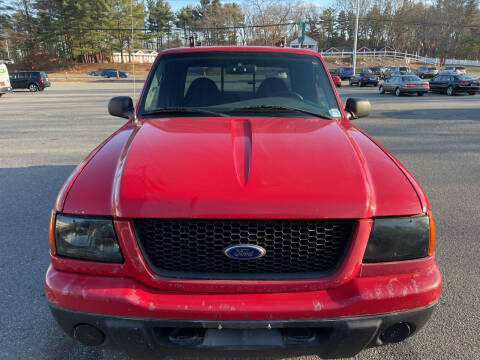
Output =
[{"x1": 157, "y1": 46, "x2": 321, "y2": 56}]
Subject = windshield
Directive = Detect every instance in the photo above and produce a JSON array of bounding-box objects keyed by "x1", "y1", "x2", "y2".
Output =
[{"x1": 139, "y1": 51, "x2": 340, "y2": 118}]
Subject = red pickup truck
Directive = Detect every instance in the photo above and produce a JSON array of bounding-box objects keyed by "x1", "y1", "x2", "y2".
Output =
[{"x1": 45, "y1": 46, "x2": 441, "y2": 359}]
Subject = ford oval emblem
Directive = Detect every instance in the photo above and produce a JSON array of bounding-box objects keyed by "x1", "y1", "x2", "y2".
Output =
[{"x1": 224, "y1": 244, "x2": 266, "y2": 260}]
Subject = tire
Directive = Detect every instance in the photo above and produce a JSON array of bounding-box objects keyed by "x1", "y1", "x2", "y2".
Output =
[
  {"x1": 395, "y1": 87, "x2": 401, "y2": 97},
  {"x1": 417, "y1": 92, "x2": 424, "y2": 96},
  {"x1": 469, "y1": 92, "x2": 476, "y2": 95},
  {"x1": 350, "y1": 81, "x2": 353, "y2": 86},
  {"x1": 447, "y1": 86, "x2": 454, "y2": 96},
  {"x1": 28, "y1": 83, "x2": 38, "y2": 92},
  {"x1": 379, "y1": 85, "x2": 385, "y2": 94}
]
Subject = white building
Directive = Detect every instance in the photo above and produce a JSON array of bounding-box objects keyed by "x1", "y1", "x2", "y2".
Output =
[
  {"x1": 112, "y1": 49, "x2": 158, "y2": 64},
  {"x1": 289, "y1": 35, "x2": 318, "y2": 52}
]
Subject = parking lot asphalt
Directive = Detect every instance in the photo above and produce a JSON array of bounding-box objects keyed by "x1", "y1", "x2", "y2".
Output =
[{"x1": 0, "y1": 82, "x2": 479, "y2": 360}]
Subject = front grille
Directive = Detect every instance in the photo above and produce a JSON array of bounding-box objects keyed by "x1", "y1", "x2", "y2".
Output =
[{"x1": 132, "y1": 219, "x2": 355, "y2": 280}]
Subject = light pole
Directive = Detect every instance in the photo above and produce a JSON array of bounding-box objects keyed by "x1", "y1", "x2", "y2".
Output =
[{"x1": 352, "y1": 0, "x2": 360, "y2": 74}]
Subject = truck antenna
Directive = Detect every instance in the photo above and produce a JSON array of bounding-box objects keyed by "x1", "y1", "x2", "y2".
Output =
[{"x1": 131, "y1": 0, "x2": 138, "y2": 122}]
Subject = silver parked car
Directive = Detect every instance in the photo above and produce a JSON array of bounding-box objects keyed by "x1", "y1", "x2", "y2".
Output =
[
  {"x1": 415, "y1": 66, "x2": 438, "y2": 79},
  {"x1": 439, "y1": 66, "x2": 466, "y2": 75},
  {"x1": 379, "y1": 74, "x2": 430, "y2": 96}
]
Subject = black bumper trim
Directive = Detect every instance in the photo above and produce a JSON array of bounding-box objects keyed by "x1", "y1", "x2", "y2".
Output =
[{"x1": 49, "y1": 302, "x2": 437, "y2": 359}]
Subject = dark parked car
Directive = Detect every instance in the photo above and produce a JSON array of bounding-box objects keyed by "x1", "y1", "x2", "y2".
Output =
[
  {"x1": 415, "y1": 66, "x2": 438, "y2": 79},
  {"x1": 9, "y1": 71, "x2": 51, "y2": 92},
  {"x1": 349, "y1": 72, "x2": 378, "y2": 87},
  {"x1": 429, "y1": 74, "x2": 479, "y2": 96},
  {"x1": 336, "y1": 66, "x2": 354, "y2": 80},
  {"x1": 101, "y1": 69, "x2": 129, "y2": 78},
  {"x1": 362, "y1": 67, "x2": 383, "y2": 78},
  {"x1": 88, "y1": 68, "x2": 106, "y2": 76}
]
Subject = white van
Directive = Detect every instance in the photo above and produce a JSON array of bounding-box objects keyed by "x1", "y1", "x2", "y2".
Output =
[{"x1": 0, "y1": 63, "x2": 12, "y2": 96}]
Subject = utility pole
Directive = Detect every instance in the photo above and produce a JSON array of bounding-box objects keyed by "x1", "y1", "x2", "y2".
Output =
[
  {"x1": 352, "y1": 0, "x2": 360, "y2": 74},
  {"x1": 5, "y1": 38, "x2": 9, "y2": 59}
]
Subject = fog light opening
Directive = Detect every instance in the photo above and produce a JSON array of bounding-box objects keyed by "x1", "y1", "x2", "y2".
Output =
[
  {"x1": 73, "y1": 324, "x2": 105, "y2": 346},
  {"x1": 380, "y1": 322, "x2": 412, "y2": 344},
  {"x1": 168, "y1": 328, "x2": 204, "y2": 345}
]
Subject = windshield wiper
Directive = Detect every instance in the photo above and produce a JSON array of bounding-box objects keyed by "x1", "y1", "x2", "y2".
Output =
[
  {"x1": 230, "y1": 105, "x2": 332, "y2": 120},
  {"x1": 141, "y1": 107, "x2": 228, "y2": 117}
]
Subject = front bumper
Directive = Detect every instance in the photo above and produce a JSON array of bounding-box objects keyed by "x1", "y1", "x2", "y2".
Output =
[
  {"x1": 49, "y1": 302, "x2": 436, "y2": 359},
  {"x1": 0, "y1": 86, "x2": 12, "y2": 94},
  {"x1": 45, "y1": 259, "x2": 441, "y2": 358}
]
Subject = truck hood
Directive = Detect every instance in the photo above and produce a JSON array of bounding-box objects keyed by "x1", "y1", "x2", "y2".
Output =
[{"x1": 63, "y1": 117, "x2": 422, "y2": 218}]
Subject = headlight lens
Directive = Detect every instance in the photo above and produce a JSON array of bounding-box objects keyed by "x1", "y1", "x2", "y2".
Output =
[
  {"x1": 363, "y1": 214, "x2": 432, "y2": 263},
  {"x1": 55, "y1": 214, "x2": 124, "y2": 263}
]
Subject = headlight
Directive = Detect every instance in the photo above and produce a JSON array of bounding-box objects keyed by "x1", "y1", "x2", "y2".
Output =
[
  {"x1": 54, "y1": 214, "x2": 124, "y2": 263},
  {"x1": 363, "y1": 213, "x2": 435, "y2": 263}
]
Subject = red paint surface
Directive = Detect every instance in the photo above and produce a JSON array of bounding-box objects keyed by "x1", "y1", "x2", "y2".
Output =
[
  {"x1": 48, "y1": 46, "x2": 441, "y2": 321},
  {"x1": 62, "y1": 116, "x2": 422, "y2": 218},
  {"x1": 45, "y1": 262, "x2": 441, "y2": 320},
  {"x1": 231, "y1": 119, "x2": 253, "y2": 187},
  {"x1": 332, "y1": 75, "x2": 342, "y2": 87}
]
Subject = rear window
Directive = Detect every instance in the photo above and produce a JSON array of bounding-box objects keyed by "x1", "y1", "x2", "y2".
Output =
[
  {"x1": 399, "y1": 67, "x2": 408, "y2": 71},
  {"x1": 428, "y1": 67, "x2": 436, "y2": 70},
  {"x1": 140, "y1": 51, "x2": 340, "y2": 118},
  {"x1": 344, "y1": 67, "x2": 353, "y2": 71},
  {"x1": 457, "y1": 74, "x2": 474, "y2": 80},
  {"x1": 456, "y1": 67, "x2": 465, "y2": 70},
  {"x1": 402, "y1": 76, "x2": 421, "y2": 81}
]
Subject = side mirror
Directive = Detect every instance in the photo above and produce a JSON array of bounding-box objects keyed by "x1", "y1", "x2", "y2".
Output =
[
  {"x1": 108, "y1": 96, "x2": 134, "y2": 119},
  {"x1": 345, "y1": 98, "x2": 371, "y2": 120}
]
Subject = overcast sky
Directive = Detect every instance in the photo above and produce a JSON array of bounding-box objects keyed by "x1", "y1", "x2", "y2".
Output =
[{"x1": 169, "y1": 0, "x2": 333, "y2": 12}]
